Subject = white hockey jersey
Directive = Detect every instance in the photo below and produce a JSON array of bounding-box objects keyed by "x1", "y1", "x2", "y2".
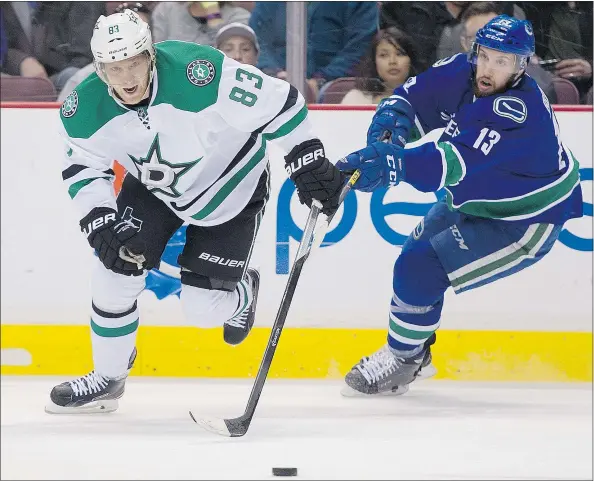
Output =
[{"x1": 59, "y1": 40, "x2": 315, "y2": 226}]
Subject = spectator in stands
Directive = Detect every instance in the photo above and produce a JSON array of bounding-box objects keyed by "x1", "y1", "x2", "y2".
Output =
[
  {"x1": 438, "y1": 2, "x2": 528, "y2": 59},
  {"x1": 215, "y1": 22, "x2": 259, "y2": 66},
  {"x1": 379, "y1": 2, "x2": 468, "y2": 68},
  {"x1": 435, "y1": 2, "x2": 471, "y2": 60},
  {"x1": 458, "y1": 2, "x2": 557, "y2": 103},
  {"x1": 151, "y1": 1, "x2": 250, "y2": 46},
  {"x1": 0, "y1": 2, "x2": 48, "y2": 78},
  {"x1": 58, "y1": 2, "x2": 152, "y2": 102},
  {"x1": 379, "y1": 2, "x2": 524, "y2": 67},
  {"x1": 30, "y1": 2, "x2": 105, "y2": 92},
  {"x1": 341, "y1": 28, "x2": 421, "y2": 105},
  {"x1": 104, "y1": 1, "x2": 158, "y2": 16},
  {"x1": 518, "y1": 1, "x2": 592, "y2": 101},
  {"x1": 113, "y1": 1, "x2": 152, "y2": 21},
  {"x1": 249, "y1": 1, "x2": 378, "y2": 100}
]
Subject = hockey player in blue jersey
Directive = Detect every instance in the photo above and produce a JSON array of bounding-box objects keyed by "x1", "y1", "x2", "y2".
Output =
[{"x1": 337, "y1": 15, "x2": 584, "y2": 396}]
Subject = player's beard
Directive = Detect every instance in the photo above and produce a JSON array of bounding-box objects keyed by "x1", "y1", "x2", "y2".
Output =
[{"x1": 472, "y1": 72, "x2": 519, "y2": 98}]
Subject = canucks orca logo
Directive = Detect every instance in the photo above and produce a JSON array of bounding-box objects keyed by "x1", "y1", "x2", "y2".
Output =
[
  {"x1": 493, "y1": 96, "x2": 527, "y2": 123},
  {"x1": 144, "y1": 226, "x2": 185, "y2": 299}
]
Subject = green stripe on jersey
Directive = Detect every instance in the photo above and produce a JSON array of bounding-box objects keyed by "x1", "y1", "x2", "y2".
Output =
[
  {"x1": 438, "y1": 141, "x2": 465, "y2": 186},
  {"x1": 446, "y1": 152, "x2": 580, "y2": 220},
  {"x1": 266, "y1": 105, "x2": 308, "y2": 140},
  {"x1": 192, "y1": 141, "x2": 266, "y2": 220},
  {"x1": 191, "y1": 106, "x2": 307, "y2": 220},
  {"x1": 68, "y1": 177, "x2": 106, "y2": 199}
]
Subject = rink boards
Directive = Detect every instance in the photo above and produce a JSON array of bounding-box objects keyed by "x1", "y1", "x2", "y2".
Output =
[
  {"x1": 0, "y1": 105, "x2": 592, "y2": 381},
  {"x1": 1, "y1": 324, "x2": 592, "y2": 381}
]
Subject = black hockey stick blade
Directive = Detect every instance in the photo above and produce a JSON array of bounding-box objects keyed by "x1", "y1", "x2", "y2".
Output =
[{"x1": 189, "y1": 411, "x2": 249, "y2": 437}]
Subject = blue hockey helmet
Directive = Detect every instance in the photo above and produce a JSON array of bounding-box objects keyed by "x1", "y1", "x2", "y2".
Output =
[{"x1": 469, "y1": 15, "x2": 535, "y2": 72}]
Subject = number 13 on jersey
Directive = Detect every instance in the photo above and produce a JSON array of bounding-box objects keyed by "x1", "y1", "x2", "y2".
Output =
[{"x1": 473, "y1": 127, "x2": 501, "y2": 155}]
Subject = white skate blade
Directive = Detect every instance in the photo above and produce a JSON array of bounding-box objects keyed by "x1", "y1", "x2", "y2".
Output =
[
  {"x1": 340, "y1": 383, "x2": 410, "y2": 397},
  {"x1": 189, "y1": 413, "x2": 232, "y2": 437},
  {"x1": 44, "y1": 399, "x2": 119, "y2": 414},
  {"x1": 417, "y1": 363, "x2": 437, "y2": 380}
]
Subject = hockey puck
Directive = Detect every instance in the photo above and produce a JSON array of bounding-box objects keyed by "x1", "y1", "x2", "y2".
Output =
[{"x1": 272, "y1": 467, "x2": 298, "y2": 476}]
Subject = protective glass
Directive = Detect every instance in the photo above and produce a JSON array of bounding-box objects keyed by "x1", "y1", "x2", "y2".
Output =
[{"x1": 469, "y1": 43, "x2": 527, "y2": 75}]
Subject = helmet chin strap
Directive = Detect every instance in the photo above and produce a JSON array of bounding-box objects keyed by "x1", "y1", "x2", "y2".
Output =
[
  {"x1": 141, "y1": 62, "x2": 157, "y2": 99},
  {"x1": 509, "y1": 68, "x2": 526, "y2": 88}
]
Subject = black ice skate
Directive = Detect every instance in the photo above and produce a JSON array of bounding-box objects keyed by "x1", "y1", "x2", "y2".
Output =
[
  {"x1": 45, "y1": 348, "x2": 136, "y2": 414},
  {"x1": 341, "y1": 340, "x2": 435, "y2": 397},
  {"x1": 224, "y1": 268, "x2": 260, "y2": 346}
]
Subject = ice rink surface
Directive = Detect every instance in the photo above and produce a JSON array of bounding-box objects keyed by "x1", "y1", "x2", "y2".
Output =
[{"x1": 1, "y1": 377, "x2": 592, "y2": 480}]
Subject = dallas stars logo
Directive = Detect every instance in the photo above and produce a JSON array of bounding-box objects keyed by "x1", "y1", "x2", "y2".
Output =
[
  {"x1": 128, "y1": 134, "x2": 201, "y2": 198},
  {"x1": 61, "y1": 91, "x2": 78, "y2": 118},
  {"x1": 186, "y1": 59, "x2": 215, "y2": 86}
]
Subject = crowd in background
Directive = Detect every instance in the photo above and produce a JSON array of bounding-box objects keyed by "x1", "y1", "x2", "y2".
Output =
[{"x1": 0, "y1": 1, "x2": 592, "y2": 104}]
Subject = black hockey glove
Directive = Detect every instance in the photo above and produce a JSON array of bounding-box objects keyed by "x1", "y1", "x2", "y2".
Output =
[
  {"x1": 285, "y1": 139, "x2": 345, "y2": 216},
  {"x1": 80, "y1": 207, "x2": 146, "y2": 276}
]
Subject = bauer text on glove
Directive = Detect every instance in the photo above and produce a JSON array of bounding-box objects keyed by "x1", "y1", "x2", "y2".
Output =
[
  {"x1": 80, "y1": 207, "x2": 146, "y2": 276},
  {"x1": 285, "y1": 139, "x2": 345, "y2": 215}
]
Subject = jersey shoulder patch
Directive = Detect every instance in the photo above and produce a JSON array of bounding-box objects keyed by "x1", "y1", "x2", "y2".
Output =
[
  {"x1": 155, "y1": 41, "x2": 224, "y2": 78},
  {"x1": 186, "y1": 59, "x2": 216, "y2": 87},
  {"x1": 492, "y1": 96, "x2": 528, "y2": 124},
  {"x1": 428, "y1": 53, "x2": 472, "y2": 85},
  {"x1": 432, "y1": 52, "x2": 466, "y2": 68},
  {"x1": 61, "y1": 90, "x2": 79, "y2": 118},
  {"x1": 153, "y1": 41, "x2": 224, "y2": 113},
  {"x1": 60, "y1": 73, "x2": 126, "y2": 139}
]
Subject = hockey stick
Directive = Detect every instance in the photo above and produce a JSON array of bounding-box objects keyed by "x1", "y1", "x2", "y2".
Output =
[
  {"x1": 310, "y1": 130, "x2": 391, "y2": 251},
  {"x1": 310, "y1": 169, "x2": 360, "y2": 251},
  {"x1": 190, "y1": 174, "x2": 359, "y2": 437}
]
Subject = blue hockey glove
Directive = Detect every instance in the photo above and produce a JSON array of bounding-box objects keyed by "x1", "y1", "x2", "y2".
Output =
[
  {"x1": 336, "y1": 142, "x2": 405, "y2": 193},
  {"x1": 366, "y1": 98, "x2": 414, "y2": 147}
]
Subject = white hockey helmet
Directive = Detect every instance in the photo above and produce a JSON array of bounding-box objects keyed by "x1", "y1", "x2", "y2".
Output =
[{"x1": 91, "y1": 9, "x2": 155, "y2": 86}]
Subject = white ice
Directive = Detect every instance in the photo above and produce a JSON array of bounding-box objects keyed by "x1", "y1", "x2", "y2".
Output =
[{"x1": 1, "y1": 377, "x2": 592, "y2": 480}]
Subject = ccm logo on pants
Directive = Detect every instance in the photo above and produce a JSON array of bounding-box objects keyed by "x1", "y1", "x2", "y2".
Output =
[{"x1": 199, "y1": 252, "x2": 245, "y2": 268}]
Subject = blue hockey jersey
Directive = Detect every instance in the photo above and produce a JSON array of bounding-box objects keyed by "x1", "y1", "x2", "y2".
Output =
[{"x1": 388, "y1": 53, "x2": 583, "y2": 224}]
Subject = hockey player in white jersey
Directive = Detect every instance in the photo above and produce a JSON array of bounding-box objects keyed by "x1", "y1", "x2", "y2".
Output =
[{"x1": 46, "y1": 10, "x2": 344, "y2": 413}]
